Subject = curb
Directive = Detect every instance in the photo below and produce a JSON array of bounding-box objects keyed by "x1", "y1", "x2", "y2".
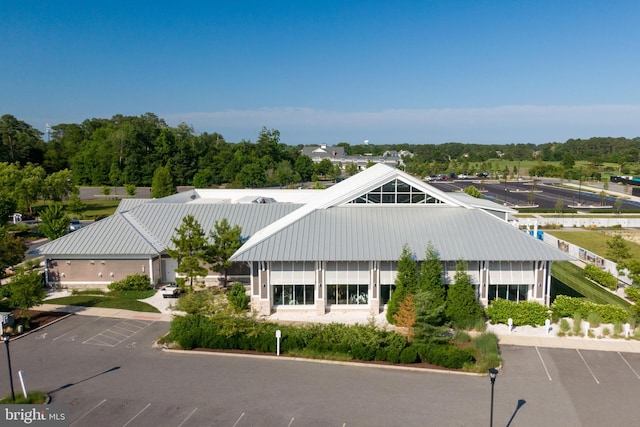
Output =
[{"x1": 161, "y1": 347, "x2": 483, "y2": 376}]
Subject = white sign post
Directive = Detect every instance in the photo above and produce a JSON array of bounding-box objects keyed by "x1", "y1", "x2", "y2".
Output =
[
  {"x1": 507, "y1": 318, "x2": 513, "y2": 334},
  {"x1": 624, "y1": 323, "x2": 631, "y2": 338},
  {"x1": 275, "y1": 330, "x2": 281, "y2": 356},
  {"x1": 584, "y1": 321, "x2": 590, "y2": 338},
  {"x1": 18, "y1": 370, "x2": 27, "y2": 398},
  {"x1": 545, "y1": 318, "x2": 551, "y2": 335}
]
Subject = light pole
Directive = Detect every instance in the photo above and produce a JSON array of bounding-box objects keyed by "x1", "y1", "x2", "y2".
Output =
[
  {"x1": 489, "y1": 368, "x2": 498, "y2": 427},
  {"x1": 2, "y1": 331, "x2": 15, "y2": 402}
]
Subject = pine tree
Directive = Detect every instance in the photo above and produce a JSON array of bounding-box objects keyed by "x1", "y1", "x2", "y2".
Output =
[
  {"x1": 445, "y1": 260, "x2": 484, "y2": 328},
  {"x1": 387, "y1": 245, "x2": 419, "y2": 324},
  {"x1": 420, "y1": 242, "x2": 446, "y2": 309},
  {"x1": 205, "y1": 218, "x2": 242, "y2": 286},
  {"x1": 167, "y1": 215, "x2": 208, "y2": 289}
]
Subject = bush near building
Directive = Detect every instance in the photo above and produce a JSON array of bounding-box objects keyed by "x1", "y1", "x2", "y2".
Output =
[
  {"x1": 584, "y1": 264, "x2": 618, "y2": 291},
  {"x1": 486, "y1": 299, "x2": 550, "y2": 326},
  {"x1": 551, "y1": 295, "x2": 630, "y2": 323}
]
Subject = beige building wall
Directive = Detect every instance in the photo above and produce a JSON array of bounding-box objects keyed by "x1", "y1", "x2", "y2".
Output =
[{"x1": 46, "y1": 258, "x2": 154, "y2": 289}]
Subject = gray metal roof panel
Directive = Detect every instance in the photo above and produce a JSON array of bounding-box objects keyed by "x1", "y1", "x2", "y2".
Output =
[{"x1": 230, "y1": 206, "x2": 572, "y2": 262}]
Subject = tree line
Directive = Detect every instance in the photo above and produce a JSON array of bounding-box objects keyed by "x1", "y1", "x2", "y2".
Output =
[{"x1": 3, "y1": 113, "x2": 640, "y2": 189}]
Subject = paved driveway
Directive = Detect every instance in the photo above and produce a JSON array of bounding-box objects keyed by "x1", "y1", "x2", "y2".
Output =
[{"x1": 4, "y1": 316, "x2": 640, "y2": 426}]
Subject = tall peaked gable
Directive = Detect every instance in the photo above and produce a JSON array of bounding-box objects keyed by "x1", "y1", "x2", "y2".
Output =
[{"x1": 231, "y1": 164, "x2": 472, "y2": 260}]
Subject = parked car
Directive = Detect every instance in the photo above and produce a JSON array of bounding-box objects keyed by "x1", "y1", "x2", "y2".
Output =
[
  {"x1": 161, "y1": 283, "x2": 182, "y2": 298},
  {"x1": 69, "y1": 219, "x2": 83, "y2": 231}
]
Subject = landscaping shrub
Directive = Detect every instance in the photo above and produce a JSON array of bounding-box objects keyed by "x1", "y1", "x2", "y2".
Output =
[
  {"x1": 625, "y1": 286, "x2": 640, "y2": 305},
  {"x1": 400, "y1": 347, "x2": 418, "y2": 364},
  {"x1": 424, "y1": 345, "x2": 474, "y2": 369},
  {"x1": 584, "y1": 264, "x2": 618, "y2": 291},
  {"x1": 453, "y1": 330, "x2": 471, "y2": 344},
  {"x1": 227, "y1": 283, "x2": 249, "y2": 311},
  {"x1": 375, "y1": 348, "x2": 388, "y2": 362},
  {"x1": 586, "y1": 312, "x2": 601, "y2": 328},
  {"x1": 386, "y1": 347, "x2": 401, "y2": 364},
  {"x1": 486, "y1": 298, "x2": 549, "y2": 326},
  {"x1": 573, "y1": 313, "x2": 582, "y2": 335},
  {"x1": 552, "y1": 295, "x2": 630, "y2": 323},
  {"x1": 471, "y1": 332, "x2": 500, "y2": 371},
  {"x1": 108, "y1": 274, "x2": 152, "y2": 292},
  {"x1": 559, "y1": 318, "x2": 571, "y2": 334}
]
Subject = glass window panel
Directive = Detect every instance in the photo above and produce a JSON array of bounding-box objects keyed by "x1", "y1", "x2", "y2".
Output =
[
  {"x1": 412, "y1": 193, "x2": 426, "y2": 204},
  {"x1": 518, "y1": 285, "x2": 528, "y2": 302},
  {"x1": 382, "y1": 194, "x2": 395, "y2": 203},
  {"x1": 397, "y1": 193, "x2": 411, "y2": 203},
  {"x1": 497, "y1": 285, "x2": 507, "y2": 300},
  {"x1": 327, "y1": 285, "x2": 337, "y2": 304},
  {"x1": 381, "y1": 284, "x2": 394, "y2": 305},
  {"x1": 283, "y1": 285, "x2": 294, "y2": 305},
  {"x1": 305, "y1": 285, "x2": 315, "y2": 304},
  {"x1": 347, "y1": 284, "x2": 357, "y2": 303},
  {"x1": 338, "y1": 285, "x2": 348, "y2": 304},
  {"x1": 382, "y1": 181, "x2": 396, "y2": 192},
  {"x1": 397, "y1": 181, "x2": 411, "y2": 192},
  {"x1": 371, "y1": 186, "x2": 382, "y2": 193},
  {"x1": 488, "y1": 285, "x2": 497, "y2": 301},
  {"x1": 273, "y1": 285, "x2": 282, "y2": 305},
  {"x1": 367, "y1": 194, "x2": 381, "y2": 203}
]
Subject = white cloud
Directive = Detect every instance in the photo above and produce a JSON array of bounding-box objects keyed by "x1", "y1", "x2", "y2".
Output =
[{"x1": 163, "y1": 104, "x2": 640, "y2": 144}]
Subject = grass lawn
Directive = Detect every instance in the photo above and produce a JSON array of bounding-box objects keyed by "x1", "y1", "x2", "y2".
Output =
[
  {"x1": 546, "y1": 230, "x2": 640, "y2": 259},
  {"x1": 45, "y1": 295, "x2": 160, "y2": 313},
  {"x1": 32, "y1": 199, "x2": 121, "y2": 220}
]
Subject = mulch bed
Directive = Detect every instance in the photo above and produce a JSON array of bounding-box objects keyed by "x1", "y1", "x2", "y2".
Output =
[
  {"x1": 9, "y1": 310, "x2": 69, "y2": 336},
  {"x1": 192, "y1": 347, "x2": 456, "y2": 372}
]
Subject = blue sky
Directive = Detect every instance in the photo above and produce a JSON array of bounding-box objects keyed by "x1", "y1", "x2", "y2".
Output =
[{"x1": 2, "y1": 1, "x2": 640, "y2": 145}]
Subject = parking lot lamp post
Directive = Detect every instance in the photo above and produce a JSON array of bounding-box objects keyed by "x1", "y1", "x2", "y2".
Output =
[
  {"x1": 489, "y1": 368, "x2": 498, "y2": 427},
  {"x1": 2, "y1": 332, "x2": 15, "y2": 402}
]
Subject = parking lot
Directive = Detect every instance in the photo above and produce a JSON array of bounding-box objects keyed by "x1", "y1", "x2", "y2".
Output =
[{"x1": 4, "y1": 315, "x2": 640, "y2": 426}]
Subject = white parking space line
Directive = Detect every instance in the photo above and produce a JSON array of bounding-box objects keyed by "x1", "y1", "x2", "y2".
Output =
[
  {"x1": 53, "y1": 317, "x2": 101, "y2": 341},
  {"x1": 83, "y1": 320, "x2": 155, "y2": 347},
  {"x1": 287, "y1": 418, "x2": 295, "y2": 427},
  {"x1": 618, "y1": 352, "x2": 640, "y2": 380},
  {"x1": 232, "y1": 412, "x2": 245, "y2": 427},
  {"x1": 177, "y1": 407, "x2": 197, "y2": 427},
  {"x1": 535, "y1": 347, "x2": 552, "y2": 381},
  {"x1": 70, "y1": 399, "x2": 106, "y2": 426},
  {"x1": 576, "y1": 349, "x2": 599, "y2": 384},
  {"x1": 122, "y1": 402, "x2": 151, "y2": 427}
]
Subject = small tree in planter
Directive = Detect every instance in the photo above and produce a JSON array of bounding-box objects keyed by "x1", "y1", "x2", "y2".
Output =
[{"x1": 6, "y1": 267, "x2": 46, "y2": 328}]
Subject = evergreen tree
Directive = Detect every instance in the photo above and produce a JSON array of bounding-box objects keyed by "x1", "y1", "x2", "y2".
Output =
[
  {"x1": 606, "y1": 234, "x2": 631, "y2": 265},
  {"x1": 387, "y1": 245, "x2": 419, "y2": 324},
  {"x1": 420, "y1": 242, "x2": 446, "y2": 308},
  {"x1": 39, "y1": 203, "x2": 70, "y2": 240},
  {"x1": 413, "y1": 289, "x2": 448, "y2": 344},
  {"x1": 205, "y1": 218, "x2": 242, "y2": 286},
  {"x1": 167, "y1": 215, "x2": 208, "y2": 289},
  {"x1": 151, "y1": 165, "x2": 175, "y2": 198},
  {"x1": 0, "y1": 228, "x2": 26, "y2": 278},
  {"x1": 445, "y1": 260, "x2": 484, "y2": 328}
]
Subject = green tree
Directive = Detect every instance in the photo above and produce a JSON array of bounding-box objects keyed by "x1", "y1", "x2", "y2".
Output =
[
  {"x1": 273, "y1": 160, "x2": 295, "y2": 187},
  {"x1": 16, "y1": 163, "x2": 46, "y2": 213},
  {"x1": 419, "y1": 242, "x2": 446, "y2": 312},
  {"x1": 413, "y1": 289, "x2": 447, "y2": 344},
  {"x1": 614, "y1": 197, "x2": 623, "y2": 214},
  {"x1": 7, "y1": 268, "x2": 46, "y2": 325},
  {"x1": 387, "y1": 245, "x2": 419, "y2": 324},
  {"x1": 151, "y1": 166, "x2": 175, "y2": 198},
  {"x1": 67, "y1": 193, "x2": 87, "y2": 218},
  {"x1": 445, "y1": 260, "x2": 484, "y2": 328},
  {"x1": 561, "y1": 152, "x2": 575, "y2": 170},
  {"x1": 345, "y1": 163, "x2": 359, "y2": 177},
  {"x1": 463, "y1": 185, "x2": 483, "y2": 199},
  {"x1": 39, "y1": 204, "x2": 70, "y2": 240},
  {"x1": 43, "y1": 169, "x2": 75, "y2": 202},
  {"x1": 0, "y1": 228, "x2": 26, "y2": 278},
  {"x1": 0, "y1": 193, "x2": 17, "y2": 225},
  {"x1": 554, "y1": 198, "x2": 564, "y2": 213},
  {"x1": 606, "y1": 234, "x2": 631, "y2": 266},
  {"x1": 315, "y1": 158, "x2": 333, "y2": 178},
  {"x1": 205, "y1": 218, "x2": 242, "y2": 286},
  {"x1": 167, "y1": 215, "x2": 208, "y2": 289},
  {"x1": 294, "y1": 155, "x2": 315, "y2": 182},
  {"x1": 125, "y1": 184, "x2": 136, "y2": 196}
]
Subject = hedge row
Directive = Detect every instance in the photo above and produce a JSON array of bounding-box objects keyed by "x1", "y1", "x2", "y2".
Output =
[
  {"x1": 551, "y1": 295, "x2": 630, "y2": 323},
  {"x1": 584, "y1": 264, "x2": 618, "y2": 291},
  {"x1": 486, "y1": 299, "x2": 550, "y2": 326},
  {"x1": 170, "y1": 314, "x2": 475, "y2": 369}
]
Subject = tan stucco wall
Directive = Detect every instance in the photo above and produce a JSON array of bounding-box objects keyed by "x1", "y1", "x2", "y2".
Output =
[{"x1": 47, "y1": 258, "x2": 152, "y2": 288}]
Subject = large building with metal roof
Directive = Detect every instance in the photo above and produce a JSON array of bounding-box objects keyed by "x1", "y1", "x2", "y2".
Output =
[{"x1": 36, "y1": 164, "x2": 572, "y2": 316}]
